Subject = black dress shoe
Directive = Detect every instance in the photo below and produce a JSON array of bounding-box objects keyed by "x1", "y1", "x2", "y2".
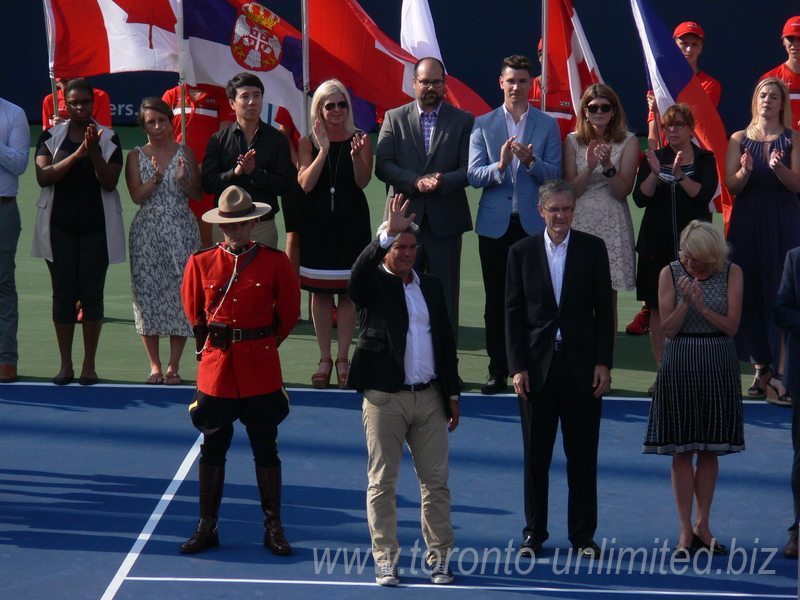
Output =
[
  {"x1": 518, "y1": 536, "x2": 542, "y2": 557},
  {"x1": 573, "y1": 540, "x2": 602, "y2": 559},
  {"x1": 691, "y1": 533, "x2": 727, "y2": 555},
  {"x1": 481, "y1": 374, "x2": 508, "y2": 395},
  {"x1": 79, "y1": 375, "x2": 99, "y2": 386}
]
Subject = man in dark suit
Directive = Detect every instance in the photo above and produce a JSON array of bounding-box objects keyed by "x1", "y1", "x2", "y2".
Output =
[
  {"x1": 347, "y1": 195, "x2": 460, "y2": 587},
  {"x1": 376, "y1": 57, "x2": 475, "y2": 339},
  {"x1": 774, "y1": 247, "x2": 800, "y2": 558},
  {"x1": 505, "y1": 179, "x2": 614, "y2": 559}
]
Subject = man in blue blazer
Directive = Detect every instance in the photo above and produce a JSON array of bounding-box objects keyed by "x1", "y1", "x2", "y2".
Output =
[
  {"x1": 775, "y1": 247, "x2": 800, "y2": 558},
  {"x1": 376, "y1": 57, "x2": 474, "y2": 342},
  {"x1": 468, "y1": 55, "x2": 562, "y2": 394}
]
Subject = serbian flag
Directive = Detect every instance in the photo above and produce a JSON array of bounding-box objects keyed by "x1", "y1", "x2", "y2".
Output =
[
  {"x1": 183, "y1": 0, "x2": 307, "y2": 132},
  {"x1": 539, "y1": 0, "x2": 602, "y2": 133},
  {"x1": 630, "y1": 0, "x2": 733, "y2": 228},
  {"x1": 307, "y1": 0, "x2": 490, "y2": 120},
  {"x1": 43, "y1": 0, "x2": 180, "y2": 78}
]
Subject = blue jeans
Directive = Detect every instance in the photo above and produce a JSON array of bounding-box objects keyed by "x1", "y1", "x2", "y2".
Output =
[{"x1": 0, "y1": 199, "x2": 21, "y2": 365}]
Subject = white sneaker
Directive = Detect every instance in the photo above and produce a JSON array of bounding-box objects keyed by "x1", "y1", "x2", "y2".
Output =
[
  {"x1": 430, "y1": 561, "x2": 454, "y2": 584},
  {"x1": 375, "y1": 562, "x2": 399, "y2": 586}
]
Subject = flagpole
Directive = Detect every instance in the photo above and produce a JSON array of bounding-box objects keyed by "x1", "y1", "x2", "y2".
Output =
[
  {"x1": 301, "y1": 0, "x2": 310, "y2": 136},
  {"x1": 42, "y1": 0, "x2": 59, "y2": 125},
  {"x1": 177, "y1": 0, "x2": 188, "y2": 145},
  {"x1": 541, "y1": 0, "x2": 548, "y2": 113}
]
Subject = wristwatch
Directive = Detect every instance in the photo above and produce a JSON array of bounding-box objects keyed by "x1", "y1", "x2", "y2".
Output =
[{"x1": 602, "y1": 167, "x2": 616, "y2": 178}]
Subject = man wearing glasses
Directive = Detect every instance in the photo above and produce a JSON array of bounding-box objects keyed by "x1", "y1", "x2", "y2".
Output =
[
  {"x1": 376, "y1": 57, "x2": 474, "y2": 347},
  {"x1": 468, "y1": 54, "x2": 561, "y2": 395},
  {"x1": 505, "y1": 179, "x2": 613, "y2": 560}
]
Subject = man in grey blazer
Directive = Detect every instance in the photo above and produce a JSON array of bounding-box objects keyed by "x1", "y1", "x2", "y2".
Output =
[
  {"x1": 376, "y1": 57, "x2": 475, "y2": 341},
  {"x1": 468, "y1": 55, "x2": 562, "y2": 394}
]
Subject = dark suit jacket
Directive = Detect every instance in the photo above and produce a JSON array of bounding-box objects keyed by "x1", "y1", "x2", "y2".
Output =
[
  {"x1": 776, "y1": 247, "x2": 800, "y2": 392},
  {"x1": 346, "y1": 238, "x2": 460, "y2": 414},
  {"x1": 375, "y1": 101, "x2": 474, "y2": 238},
  {"x1": 505, "y1": 229, "x2": 615, "y2": 396}
]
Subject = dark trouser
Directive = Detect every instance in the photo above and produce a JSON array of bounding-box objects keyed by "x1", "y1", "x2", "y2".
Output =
[
  {"x1": 519, "y1": 350, "x2": 602, "y2": 544},
  {"x1": 792, "y1": 387, "x2": 800, "y2": 532},
  {"x1": 414, "y1": 215, "x2": 462, "y2": 342},
  {"x1": 479, "y1": 217, "x2": 528, "y2": 376},
  {"x1": 46, "y1": 225, "x2": 108, "y2": 323},
  {"x1": 189, "y1": 388, "x2": 290, "y2": 468}
]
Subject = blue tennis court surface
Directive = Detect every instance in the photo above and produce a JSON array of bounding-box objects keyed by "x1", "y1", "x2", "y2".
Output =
[{"x1": 1, "y1": 384, "x2": 797, "y2": 599}]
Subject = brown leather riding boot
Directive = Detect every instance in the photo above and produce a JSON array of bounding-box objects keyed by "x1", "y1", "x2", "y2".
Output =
[
  {"x1": 255, "y1": 465, "x2": 292, "y2": 555},
  {"x1": 180, "y1": 463, "x2": 224, "y2": 554}
]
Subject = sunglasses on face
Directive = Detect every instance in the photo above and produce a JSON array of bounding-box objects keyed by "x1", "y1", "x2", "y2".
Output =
[
  {"x1": 585, "y1": 104, "x2": 613, "y2": 114},
  {"x1": 324, "y1": 101, "x2": 349, "y2": 111}
]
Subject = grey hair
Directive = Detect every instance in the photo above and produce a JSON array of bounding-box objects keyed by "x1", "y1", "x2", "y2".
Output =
[
  {"x1": 376, "y1": 220, "x2": 421, "y2": 238},
  {"x1": 538, "y1": 179, "x2": 576, "y2": 205}
]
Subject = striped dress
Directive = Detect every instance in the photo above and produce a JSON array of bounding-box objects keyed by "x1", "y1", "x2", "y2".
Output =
[{"x1": 643, "y1": 260, "x2": 745, "y2": 455}]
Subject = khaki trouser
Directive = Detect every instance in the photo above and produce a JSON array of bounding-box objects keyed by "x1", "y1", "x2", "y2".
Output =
[{"x1": 362, "y1": 385, "x2": 453, "y2": 565}]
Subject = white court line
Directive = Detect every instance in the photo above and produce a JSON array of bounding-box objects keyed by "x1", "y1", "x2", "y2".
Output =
[
  {"x1": 100, "y1": 434, "x2": 203, "y2": 600},
  {"x1": 122, "y1": 576, "x2": 796, "y2": 598}
]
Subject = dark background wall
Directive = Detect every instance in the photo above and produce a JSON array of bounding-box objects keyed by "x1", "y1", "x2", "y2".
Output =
[{"x1": 1, "y1": 1, "x2": 795, "y2": 134}]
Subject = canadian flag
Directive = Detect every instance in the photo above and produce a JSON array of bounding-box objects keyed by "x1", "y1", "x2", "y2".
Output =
[{"x1": 44, "y1": 0, "x2": 180, "y2": 77}]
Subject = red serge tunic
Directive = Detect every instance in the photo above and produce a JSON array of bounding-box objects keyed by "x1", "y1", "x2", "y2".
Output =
[{"x1": 182, "y1": 243, "x2": 300, "y2": 398}]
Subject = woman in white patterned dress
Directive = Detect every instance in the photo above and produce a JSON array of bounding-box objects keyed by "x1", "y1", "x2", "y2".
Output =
[
  {"x1": 125, "y1": 98, "x2": 202, "y2": 385},
  {"x1": 563, "y1": 84, "x2": 639, "y2": 332}
]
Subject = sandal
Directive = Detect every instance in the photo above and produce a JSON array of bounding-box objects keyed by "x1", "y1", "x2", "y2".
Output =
[
  {"x1": 146, "y1": 372, "x2": 164, "y2": 385},
  {"x1": 312, "y1": 358, "x2": 333, "y2": 389},
  {"x1": 767, "y1": 374, "x2": 792, "y2": 407},
  {"x1": 164, "y1": 372, "x2": 182, "y2": 386},
  {"x1": 335, "y1": 358, "x2": 350, "y2": 390},
  {"x1": 748, "y1": 365, "x2": 772, "y2": 398}
]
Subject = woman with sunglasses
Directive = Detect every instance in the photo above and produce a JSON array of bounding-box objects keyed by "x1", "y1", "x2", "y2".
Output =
[
  {"x1": 725, "y1": 78, "x2": 800, "y2": 406},
  {"x1": 33, "y1": 79, "x2": 125, "y2": 386},
  {"x1": 564, "y1": 84, "x2": 639, "y2": 333},
  {"x1": 297, "y1": 79, "x2": 372, "y2": 388},
  {"x1": 632, "y1": 103, "x2": 718, "y2": 395}
]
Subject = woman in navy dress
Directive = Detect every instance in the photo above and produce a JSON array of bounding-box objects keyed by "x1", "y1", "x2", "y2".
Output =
[{"x1": 725, "y1": 78, "x2": 800, "y2": 405}]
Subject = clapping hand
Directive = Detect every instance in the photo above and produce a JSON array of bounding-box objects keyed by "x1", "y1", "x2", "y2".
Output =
[
  {"x1": 499, "y1": 135, "x2": 516, "y2": 172},
  {"x1": 151, "y1": 156, "x2": 164, "y2": 183},
  {"x1": 415, "y1": 172, "x2": 443, "y2": 192},
  {"x1": 644, "y1": 148, "x2": 660, "y2": 173},
  {"x1": 510, "y1": 140, "x2": 535, "y2": 167},
  {"x1": 671, "y1": 151, "x2": 684, "y2": 180},
  {"x1": 740, "y1": 147, "x2": 753, "y2": 174},
  {"x1": 585, "y1": 139, "x2": 599, "y2": 171},
  {"x1": 313, "y1": 118, "x2": 329, "y2": 151},
  {"x1": 350, "y1": 133, "x2": 367, "y2": 156},
  {"x1": 769, "y1": 148, "x2": 785, "y2": 171},
  {"x1": 386, "y1": 194, "x2": 416, "y2": 237},
  {"x1": 235, "y1": 148, "x2": 257, "y2": 176},
  {"x1": 594, "y1": 142, "x2": 613, "y2": 171},
  {"x1": 83, "y1": 123, "x2": 102, "y2": 154},
  {"x1": 176, "y1": 156, "x2": 188, "y2": 183}
]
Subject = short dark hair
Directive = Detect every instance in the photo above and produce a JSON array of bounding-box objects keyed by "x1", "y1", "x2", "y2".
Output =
[
  {"x1": 538, "y1": 179, "x2": 576, "y2": 205},
  {"x1": 63, "y1": 78, "x2": 94, "y2": 100},
  {"x1": 501, "y1": 55, "x2": 533, "y2": 77},
  {"x1": 226, "y1": 72, "x2": 264, "y2": 100},
  {"x1": 413, "y1": 57, "x2": 445, "y2": 78},
  {"x1": 137, "y1": 97, "x2": 173, "y2": 128}
]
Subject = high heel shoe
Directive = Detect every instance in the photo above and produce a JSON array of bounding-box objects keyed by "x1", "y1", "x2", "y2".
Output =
[
  {"x1": 748, "y1": 365, "x2": 772, "y2": 398},
  {"x1": 335, "y1": 358, "x2": 350, "y2": 390},
  {"x1": 311, "y1": 358, "x2": 333, "y2": 389},
  {"x1": 691, "y1": 533, "x2": 728, "y2": 555},
  {"x1": 767, "y1": 374, "x2": 792, "y2": 407}
]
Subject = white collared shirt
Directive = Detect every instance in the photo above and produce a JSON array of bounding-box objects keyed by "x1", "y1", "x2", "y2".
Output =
[
  {"x1": 502, "y1": 104, "x2": 528, "y2": 214},
  {"x1": 379, "y1": 232, "x2": 437, "y2": 385},
  {"x1": 544, "y1": 228, "x2": 571, "y2": 340}
]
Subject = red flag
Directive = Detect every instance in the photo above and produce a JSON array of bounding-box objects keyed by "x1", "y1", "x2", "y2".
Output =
[
  {"x1": 44, "y1": 0, "x2": 180, "y2": 78},
  {"x1": 307, "y1": 0, "x2": 490, "y2": 119},
  {"x1": 531, "y1": 0, "x2": 602, "y2": 140}
]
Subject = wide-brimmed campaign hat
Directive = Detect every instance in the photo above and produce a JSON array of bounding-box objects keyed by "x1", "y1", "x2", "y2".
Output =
[{"x1": 202, "y1": 185, "x2": 271, "y2": 223}]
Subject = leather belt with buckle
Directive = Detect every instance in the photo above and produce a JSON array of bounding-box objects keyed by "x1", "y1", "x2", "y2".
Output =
[
  {"x1": 400, "y1": 381, "x2": 432, "y2": 392},
  {"x1": 232, "y1": 324, "x2": 275, "y2": 342},
  {"x1": 0, "y1": 196, "x2": 15, "y2": 205}
]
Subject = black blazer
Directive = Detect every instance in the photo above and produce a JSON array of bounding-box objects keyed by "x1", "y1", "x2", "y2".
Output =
[
  {"x1": 505, "y1": 229, "x2": 615, "y2": 396},
  {"x1": 346, "y1": 238, "x2": 460, "y2": 413}
]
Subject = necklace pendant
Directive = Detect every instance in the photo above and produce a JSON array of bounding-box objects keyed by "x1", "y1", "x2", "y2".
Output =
[{"x1": 330, "y1": 186, "x2": 335, "y2": 195}]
